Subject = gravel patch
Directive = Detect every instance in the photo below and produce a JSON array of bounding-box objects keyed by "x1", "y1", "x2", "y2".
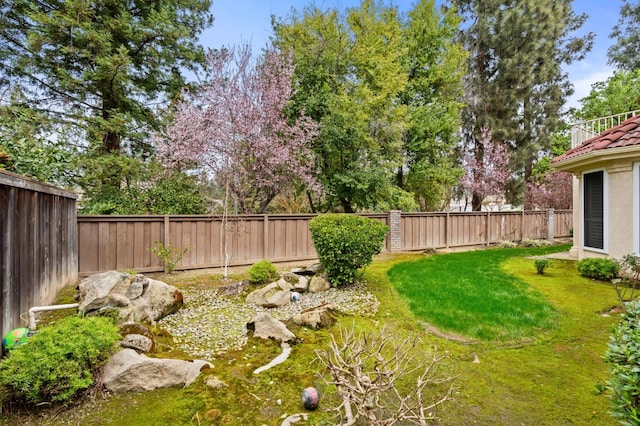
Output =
[{"x1": 157, "y1": 282, "x2": 379, "y2": 361}]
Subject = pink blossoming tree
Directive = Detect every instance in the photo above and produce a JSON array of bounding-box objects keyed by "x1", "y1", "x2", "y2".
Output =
[
  {"x1": 526, "y1": 171, "x2": 573, "y2": 210},
  {"x1": 158, "y1": 44, "x2": 318, "y2": 214},
  {"x1": 460, "y1": 130, "x2": 511, "y2": 211}
]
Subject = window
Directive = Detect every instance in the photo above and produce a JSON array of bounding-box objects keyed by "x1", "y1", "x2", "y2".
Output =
[{"x1": 584, "y1": 171, "x2": 604, "y2": 250}]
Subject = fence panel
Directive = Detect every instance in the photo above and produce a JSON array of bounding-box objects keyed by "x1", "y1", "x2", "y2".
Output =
[
  {"x1": 0, "y1": 170, "x2": 77, "y2": 342},
  {"x1": 554, "y1": 210, "x2": 573, "y2": 237},
  {"x1": 78, "y1": 210, "x2": 571, "y2": 275}
]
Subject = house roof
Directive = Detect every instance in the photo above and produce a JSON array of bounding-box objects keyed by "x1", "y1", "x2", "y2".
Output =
[{"x1": 553, "y1": 114, "x2": 640, "y2": 165}]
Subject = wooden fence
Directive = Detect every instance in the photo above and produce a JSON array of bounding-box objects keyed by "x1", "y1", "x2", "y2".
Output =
[
  {"x1": 77, "y1": 210, "x2": 570, "y2": 276},
  {"x1": 0, "y1": 170, "x2": 78, "y2": 342}
]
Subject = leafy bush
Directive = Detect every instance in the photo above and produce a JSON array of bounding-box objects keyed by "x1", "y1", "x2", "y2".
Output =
[
  {"x1": 151, "y1": 241, "x2": 191, "y2": 273},
  {"x1": 309, "y1": 214, "x2": 388, "y2": 287},
  {"x1": 0, "y1": 316, "x2": 119, "y2": 405},
  {"x1": 534, "y1": 257, "x2": 551, "y2": 275},
  {"x1": 604, "y1": 300, "x2": 640, "y2": 424},
  {"x1": 576, "y1": 257, "x2": 619, "y2": 281},
  {"x1": 248, "y1": 260, "x2": 279, "y2": 284}
]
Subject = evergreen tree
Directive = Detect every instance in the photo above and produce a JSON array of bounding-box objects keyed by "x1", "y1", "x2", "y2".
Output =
[
  {"x1": 609, "y1": 0, "x2": 640, "y2": 71},
  {"x1": 456, "y1": 0, "x2": 592, "y2": 209}
]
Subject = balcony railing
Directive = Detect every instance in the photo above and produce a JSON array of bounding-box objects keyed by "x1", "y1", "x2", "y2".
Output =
[{"x1": 571, "y1": 110, "x2": 640, "y2": 148}]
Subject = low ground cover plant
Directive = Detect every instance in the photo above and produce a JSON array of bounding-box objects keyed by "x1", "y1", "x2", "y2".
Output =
[
  {"x1": 247, "y1": 260, "x2": 279, "y2": 284},
  {"x1": 309, "y1": 214, "x2": 388, "y2": 286},
  {"x1": 604, "y1": 300, "x2": 640, "y2": 425},
  {"x1": 576, "y1": 257, "x2": 619, "y2": 281},
  {"x1": 534, "y1": 257, "x2": 551, "y2": 274},
  {"x1": 0, "y1": 316, "x2": 119, "y2": 406}
]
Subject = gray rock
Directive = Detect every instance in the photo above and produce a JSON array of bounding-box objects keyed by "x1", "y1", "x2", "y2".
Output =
[
  {"x1": 206, "y1": 376, "x2": 227, "y2": 389},
  {"x1": 276, "y1": 278, "x2": 293, "y2": 291},
  {"x1": 281, "y1": 272, "x2": 300, "y2": 285},
  {"x1": 293, "y1": 276, "x2": 309, "y2": 292},
  {"x1": 247, "y1": 313, "x2": 296, "y2": 343},
  {"x1": 102, "y1": 349, "x2": 211, "y2": 392},
  {"x1": 308, "y1": 275, "x2": 331, "y2": 293},
  {"x1": 292, "y1": 305, "x2": 336, "y2": 330},
  {"x1": 217, "y1": 279, "x2": 250, "y2": 297},
  {"x1": 291, "y1": 264, "x2": 323, "y2": 276},
  {"x1": 246, "y1": 282, "x2": 292, "y2": 308},
  {"x1": 76, "y1": 271, "x2": 183, "y2": 323},
  {"x1": 121, "y1": 334, "x2": 153, "y2": 353}
]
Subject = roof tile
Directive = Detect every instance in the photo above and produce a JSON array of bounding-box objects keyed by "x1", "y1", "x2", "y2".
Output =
[{"x1": 553, "y1": 114, "x2": 640, "y2": 163}]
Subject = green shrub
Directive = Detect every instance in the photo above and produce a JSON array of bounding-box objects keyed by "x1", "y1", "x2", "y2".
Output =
[
  {"x1": 604, "y1": 300, "x2": 640, "y2": 424},
  {"x1": 534, "y1": 257, "x2": 551, "y2": 275},
  {"x1": 0, "y1": 316, "x2": 119, "y2": 405},
  {"x1": 247, "y1": 260, "x2": 279, "y2": 284},
  {"x1": 576, "y1": 257, "x2": 619, "y2": 281},
  {"x1": 309, "y1": 214, "x2": 388, "y2": 287},
  {"x1": 151, "y1": 241, "x2": 191, "y2": 273}
]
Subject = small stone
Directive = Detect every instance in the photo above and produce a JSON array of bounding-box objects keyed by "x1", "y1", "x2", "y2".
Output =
[{"x1": 206, "y1": 376, "x2": 227, "y2": 389}]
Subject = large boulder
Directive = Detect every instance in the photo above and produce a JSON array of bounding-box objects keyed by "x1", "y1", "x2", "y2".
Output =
[
  {"x1": 291, "y1": 304, "x2": 336, "y2": 330},
  {"x1": 247, "y1": 313, "x2": 296, "y2": 343},
  {"x1": 102, "y1": 349, "x2": 211, "y2": 392},
  {"x1": 308, "y1": 275, "x2": 331, "y2": 293},
  {"x1": 76, "y1": 272, "x2": 183, "y2": 323},
  {"x1": 246, "y1": 281, "x2": 293, "y2": 308}
]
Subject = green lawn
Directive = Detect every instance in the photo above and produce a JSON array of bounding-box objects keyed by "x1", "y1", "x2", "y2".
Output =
[
  {"x1": 381, "y1": 246, "x2": 620, "y2": 425},
  {"x1": 387, "y1": 246, "x2": 568, "y2": 342}
]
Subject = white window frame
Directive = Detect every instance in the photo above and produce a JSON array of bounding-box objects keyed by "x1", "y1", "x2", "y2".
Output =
[{"x1": 582, "y1": 168, "x2": 608, "y2": 254}]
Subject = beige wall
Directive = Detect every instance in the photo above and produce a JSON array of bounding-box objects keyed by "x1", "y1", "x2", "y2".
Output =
[{"x1": 569, "y1": 157, "x2": 640, "y2": 260}]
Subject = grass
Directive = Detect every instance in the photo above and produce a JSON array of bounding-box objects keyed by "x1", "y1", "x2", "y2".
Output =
[
  {"x1": 0, "y1": 246, "x2": 623, "y2": 425},
  {"x1": 387, "y1": 245, "x2": 569, "y2": 342}
]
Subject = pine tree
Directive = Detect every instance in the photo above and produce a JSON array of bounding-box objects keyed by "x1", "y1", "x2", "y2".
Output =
[
  {"x1": 456, "y1": 0, "x2": 592, "y2": 209},
  {"x1": 609, "y1": 0, "x2": 640, "y2": 71}
]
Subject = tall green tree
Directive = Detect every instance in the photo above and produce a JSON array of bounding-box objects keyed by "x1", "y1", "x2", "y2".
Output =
[
  {"x1": 609, "y1": 0, "x2": 640, "y2": 71},
  {"x1": 573, "y1": 70, "x2": 640, "y2": 121},
  {"x1": 273, "y1": 0, "x2": 464, "y2": 212},
  {"x1": 0, "y1": 0, "x2": 213, "y2": 154},
  {"x1": 0, "y1": 0, "x2": 213, "y2": 212},
  {"x1": 456, "y1": 0, "x2": 592, "y2": 209},
  {"x1": 273, "y1": 0, "x2": 407, "y2": 213},
  {"x1": 399, "y1": 0, "x2": 466, "y2": 210}
]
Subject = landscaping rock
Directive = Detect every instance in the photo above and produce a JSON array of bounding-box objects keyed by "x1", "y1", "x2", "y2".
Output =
[
  {"x1": 217, "y1": 279, "x2": 250, "y2": 297},
  {"x1": 206, "y1": 376, "x2": 227, "y2": 390},
  {"x1": 293, "y1": 275, "x2": 309, "y2": 292},
  {"x1": 246, "y1": 282, "x2": 292, "y2": 308},
  {"x1": 76, "y1": 272, "x2": 183, "y2": 323},
  {"x1": 281, "y1": 272, "x2": 300, "y2": 285},
  {"x1": 308, "y1": 275, "x2": 331, "y2": 293},
  {"x1": 121, "y1": 334, "x2": 154, "y2": 353},
  {"x1": 291, "y1": 304, "x2": 335, "y2": 330},
  {"x1": 102, "y1": 348, "x2": 211, "y2": 392},
  {"x1": 247, "y1": 313, "x2": 296, "y2": 343}
]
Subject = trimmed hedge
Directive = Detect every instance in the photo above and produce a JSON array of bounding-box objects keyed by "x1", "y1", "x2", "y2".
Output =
[{"x1": 309, "y1": 214, "x2": 388, "y2": 287}]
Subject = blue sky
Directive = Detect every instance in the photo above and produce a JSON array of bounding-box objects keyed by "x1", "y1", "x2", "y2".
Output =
[{"x1": 200, "y1": 1, "x2": 625, "y2": 110}]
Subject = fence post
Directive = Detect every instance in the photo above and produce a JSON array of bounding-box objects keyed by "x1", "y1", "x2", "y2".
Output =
[
  {"x1": 263, "y1": 215, "x2": 269, "y2": 259},
  {"x1": 520, "y1": 210, "x2": 525, "y2": 241},
  {"x1": 485, "y1": 211, "x2": 490, "y2": 246},
  {"x1": 445, "y1": 212, "x2": 450, "y2": 249},
  {"x1": 547, "y1": 209, "x2": 555, "y2": 241},
  {"x1": 163, "y1": 216, "x2": 170, "y2": 273},
  {"x1": 388, "y1": 211, "x2": 402, "y2": 253}
]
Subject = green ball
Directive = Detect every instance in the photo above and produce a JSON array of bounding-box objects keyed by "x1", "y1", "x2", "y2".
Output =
[{"x1": 2, "y1": 327, "x2": 30, "y2": 351}]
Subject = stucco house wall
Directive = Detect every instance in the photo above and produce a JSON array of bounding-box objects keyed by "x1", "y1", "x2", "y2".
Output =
[{"x1": 553, "y1": 115, "x2": 640, "y2": 260}]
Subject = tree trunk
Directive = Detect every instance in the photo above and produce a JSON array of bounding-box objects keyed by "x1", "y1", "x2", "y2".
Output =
[
  {"x1": 471, "y1": 192, "x2": 483, "y2": 211},
  {"x1": 340, "y1": 198, "x2": 354, "y2": 213},
  {"x1": 396, "y1": 166, "x2": 404, "y2": 189}
]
